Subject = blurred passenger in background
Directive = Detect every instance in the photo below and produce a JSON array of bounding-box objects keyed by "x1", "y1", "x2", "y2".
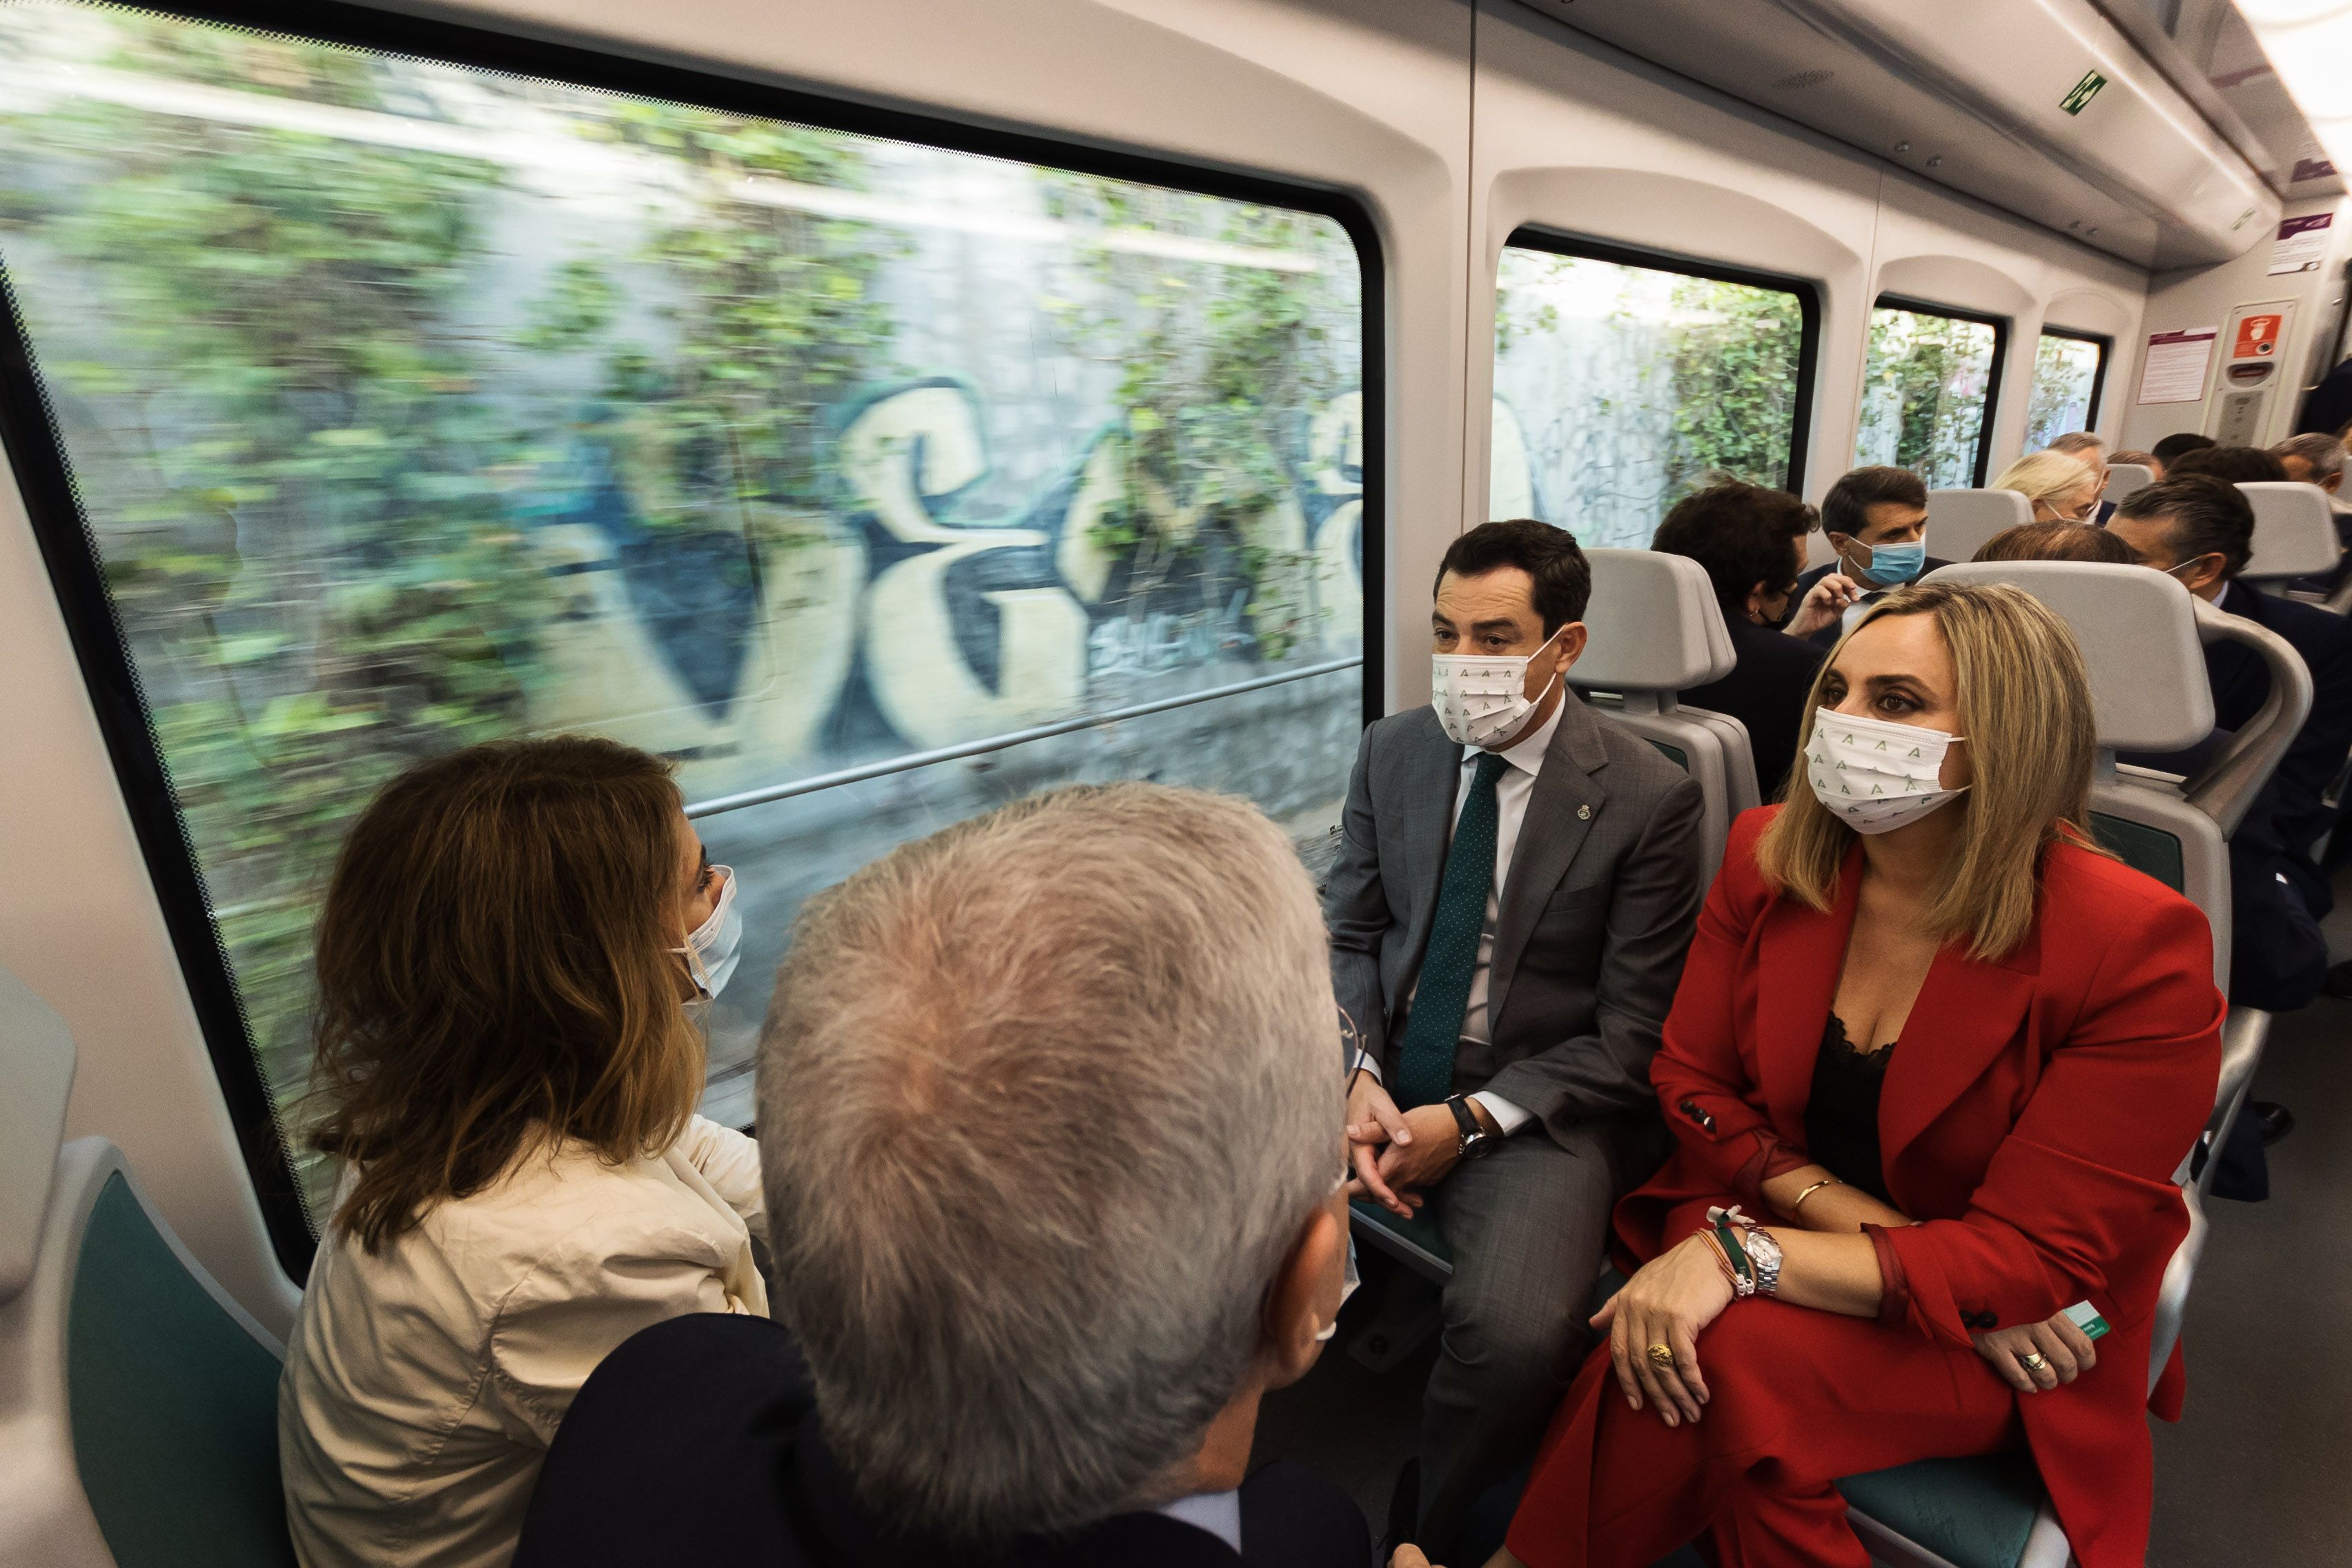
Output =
[
  {"x1": 2164, "y1": 444, "x2": 2286, "y2": 487},
  {"x1": 1652, "y1": 480, "x2": 1829, "y2": 798},
  {"x1": 1789, "y1": 466, "x2": 1948, "y2": 647},
  {"x1": 279, "y1": 737, "x2": 767, "y2": 1568},
  {"x1": 2272, "y1": 433, "x2": 2352, "y2": 598},
  {"x1": 2149, "y1": 431, "x2": 2217, "y2": 478},
  {"x1": 1974, "y1": 520, "x2": 2140, "y2": 565},
  {"x1": 2046, "y1": 431, "x2": 2115, "y2": 522},
  {"x1": 2293, "y1": 353, "x2": 2352, "y2": 438},
  {"x1": 513, "y1": 784, "x2": 1369, "y2": 1568},
  {"x1": 2111, "y1": 447, "x2": 2159, "y2": 473},
  {"x1": 1992, "y1": 450, "x2": 2101, "y2": 524}
]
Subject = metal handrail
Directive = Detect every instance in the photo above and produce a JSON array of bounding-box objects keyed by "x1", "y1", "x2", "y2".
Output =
[{"x1": 683, "y1": 656, "x2": 1364, "y2": 819}]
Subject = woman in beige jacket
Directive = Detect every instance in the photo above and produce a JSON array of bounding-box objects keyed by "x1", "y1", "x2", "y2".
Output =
[{"x1": 277, "y1": 736, "x2": 767, "y2": 1568}]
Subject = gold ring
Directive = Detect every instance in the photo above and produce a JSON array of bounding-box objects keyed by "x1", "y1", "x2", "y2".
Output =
[
  {"x1": 1646, "y1": 1343, "x2": 1676, "y2": 1369},
  {"x1": 2021, "y1": 1352, "x2": 2049, "y2": 1372}
]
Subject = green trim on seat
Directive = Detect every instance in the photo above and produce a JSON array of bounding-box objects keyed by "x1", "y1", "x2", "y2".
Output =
[
  {"x1": 1647, "y1": 739, "x2": 1689, "y2": 770},
  {"x1": 1836, "y1": 1452, "x2": 2047, "y2": 1568},
  {"x1": 2090, "y1": 810, "x2": 2186, "y2": 892},
  {"x1": 1350, "y1": 1197, "x2": 1453, "y2": 1280},
  {"x1": 68, "y1": 1173, "x2": 297, "y2": 1568}
]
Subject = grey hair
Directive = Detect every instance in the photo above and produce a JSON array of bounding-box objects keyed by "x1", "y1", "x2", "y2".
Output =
[
  {"x1": 756, "y1": 783, "x2": 1338, "y2": 1542},
  {"x1": 2273, "y1": 432, "x2": 2346, "y2": 480},
  {"x1": 2050, "y1": 431, "x2": 2109, "y2": 458}
]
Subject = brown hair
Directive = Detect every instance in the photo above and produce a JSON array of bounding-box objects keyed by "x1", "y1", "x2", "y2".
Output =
[
  {"x1": 306, "y1": 736, "x2": 705, "y2": 1251},
  {"x1": 1973, "y1": 520, "x2": 2139, "y2": 565},
  {"x1": 1757, "y1": 582, "x2": 2104, "y2": 959}
]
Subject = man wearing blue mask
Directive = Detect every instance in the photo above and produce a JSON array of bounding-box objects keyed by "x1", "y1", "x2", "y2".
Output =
[{"x1": 1787, "y1": 465, "x2": 1949, "y2": 647}]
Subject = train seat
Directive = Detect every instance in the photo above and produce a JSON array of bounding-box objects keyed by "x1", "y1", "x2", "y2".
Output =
[
  {"x1": 2237, "y1": 481, "x2": 2342, "y2": 588},
  {"x1": 2102, "y1": 462, "x2": 2155, "y2": 506},
  {"x1": 1925, "y1": 487, "x2": 2032, "y2": 563},
  {"x1": 1834, "y1": 562, "x2": 2315, "y2": 1568},
  {"x1": 0, "y1": 966, "x2": 296, "y2": 1568}
]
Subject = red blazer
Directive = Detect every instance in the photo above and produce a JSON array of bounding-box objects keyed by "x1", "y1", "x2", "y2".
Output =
[{"x1": 1618, "y1": 807, "x2": 2224, "y2": 1568}]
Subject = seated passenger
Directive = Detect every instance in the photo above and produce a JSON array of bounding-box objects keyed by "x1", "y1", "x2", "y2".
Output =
[
  {"x1": 1790, "y1": 466, "x2": 1949, "y2": 646},
  {"x1": 1651, "y1": 480, "x2": 1832, "y2": 798},
  {"x1": 1974, "y1": 518, "x2": 2140, "y2": 565},
  {"x1": 512, "y1": 784, "x2": 1369, "y2": 1568},
  {"x1": 2163, "y1": 443, "x2": 2286, "y2": 485},
  {"x1": 1326, "y1": 520, "x2": 1707, "y2": 1559},
  {"x1": 2108, "y1": 478, "x2": 2352, "y2": 1013},
  {"x1": 2110, "y1": 447, "x2": 2159, "y2": 473},
  {"x1": 278, "y1": 736, "x2": 767, "y2": 1568},
  {"x1": 1992, "y1": 449, "x2": 2101, "y2": 525},
  {"x1": 2293, "y1": 352, "x2": 2352, "y2": 438},
  {"x1": 2046, "y1": 431, "x2": 2115, "y2": 522},
  {"x1": 2149, "y1": 431, "x2": 2217, "y2": 478},
  {"x1": 1491, "y1": 582, "x2": 2224, "y2": 1568},
  {"x1": 2271, "y1": 432, "x2": 2352, "y2": 594}
]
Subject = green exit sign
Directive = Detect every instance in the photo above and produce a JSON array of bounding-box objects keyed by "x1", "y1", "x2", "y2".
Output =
[{"x1": 2062, "y1": 70, "x2": 2107, "y2": 115}]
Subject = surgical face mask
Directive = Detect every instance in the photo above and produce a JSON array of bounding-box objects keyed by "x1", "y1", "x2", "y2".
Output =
[
  {"x1": 1803, "y1": 707, "x2": 1968, "y2": 834},
  {"x1": 675, "y1": 866, "x2": 743, "y2": 999},
  {"x1": 1314, "y1": 1239, "x2": 1364, "y2": 1343},
  {"x1": 1847, "y1": 537, "x2": 1927, "y2": 587},
  {"x1": 1431, "y1": 628, "x2": 1565, "y2": 748}
]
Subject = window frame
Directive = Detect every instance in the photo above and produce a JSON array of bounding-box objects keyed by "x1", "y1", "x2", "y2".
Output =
[
  {"x1": 1867, "y1": 294, "x2": 2010, "y2": 488},
  {"x1": 2035, "y1": 326, "x2": 2112, "y2": 439},
  {"x1": 1500, "y1": 227, "x2": 1824, "y2": 500},
  {"x1": 0, "y1": 0, "x2": 1388, "y2": 1283}
]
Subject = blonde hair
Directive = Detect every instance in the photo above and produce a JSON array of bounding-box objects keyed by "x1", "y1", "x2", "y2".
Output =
[
  {"x1": 1757, "y1": 582, "x2": 2104, "y2": 959},
  {"x1": 1994, "y1": 450, "x2": 2101, "y2": 509}
]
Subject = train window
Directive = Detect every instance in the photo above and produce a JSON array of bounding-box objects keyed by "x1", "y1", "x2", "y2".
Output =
[
  {"x1": 1491, "y1": 233, "x2": 1817, "y2": 545},
  {"x1": 1854, "y1": 298, "x2": 2007, "y2": 487},
  {"x1": 0, "y1": 1, "x2": 1376, "y2": 1261},
  {"x1": 2026, "y1": 330, "x2": 2109, "y2": 450}
]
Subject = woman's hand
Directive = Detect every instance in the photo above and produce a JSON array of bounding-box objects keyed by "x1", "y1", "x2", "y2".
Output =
[
  {"x1": 1589, "y1": 1233, "x2": 1735, "y2": 1427},
  {"x1": 1972, "y1": 1310, "x2": 2099, "y2": 1393}
]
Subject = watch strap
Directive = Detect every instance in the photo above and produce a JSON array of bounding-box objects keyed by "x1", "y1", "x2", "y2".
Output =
[{"x1": 1444, "y1": 1094, "x2": 1482, "y2": 1151}]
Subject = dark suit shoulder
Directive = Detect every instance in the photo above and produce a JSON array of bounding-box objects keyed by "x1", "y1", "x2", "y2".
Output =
[
  {"x1": 1235, "y1": 1462, "x2": 1369, "y2": 1568},
  {"x1": 1362, "y1": 703, "x2": 1445, "y2": 756},
  {"x1": 2244, "y1": 582, "x2": 2352, "y2": 662},
  {"x1": 1726, "y1": 616, "x2": 1827, "y2": 676}
]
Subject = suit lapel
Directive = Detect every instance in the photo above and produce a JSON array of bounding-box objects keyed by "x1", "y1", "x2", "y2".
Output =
[
  {"x1": 1486, "y1": 698, "x2": 1609, "y2": 1033},
  {"x1": 1389, "y1": 712, "x2": 1465, "y2": 1031},
  {"x1": 1753, "y1": 847, "x2": 1861, "y2": 1139},
  {"x1": 1879, "y1": 930, "x2": 2040, "y2": 1171}
]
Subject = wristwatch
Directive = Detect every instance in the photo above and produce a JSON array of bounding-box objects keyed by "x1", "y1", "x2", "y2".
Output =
[{"x1": 1444, "y1": 1095, "x2": 1498, "y2": 1161}]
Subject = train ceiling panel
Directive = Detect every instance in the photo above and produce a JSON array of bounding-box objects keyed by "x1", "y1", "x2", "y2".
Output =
[{"x1": 1506, "y1": 0, "x2": 2284, "y2": 269}]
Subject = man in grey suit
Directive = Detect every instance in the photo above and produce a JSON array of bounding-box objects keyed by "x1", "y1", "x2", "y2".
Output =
[{"x1": 1325, "y1": 519, "x2": 1707, "y2": 1557}]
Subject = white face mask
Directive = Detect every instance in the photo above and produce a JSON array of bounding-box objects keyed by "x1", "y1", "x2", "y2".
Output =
[
  {"x1": 1803, "y1": 707, "x2": 1968, "y2": 834},
  {"x1": 1431, "y1": 629, "x2": 1565, "y2": 748},
  {"x1": 674, "y1": 866, "x2": 743, "y2": 999},
  {"x1": 1313, "y1": 1239, "x2": 1363, "y2": 1344}
]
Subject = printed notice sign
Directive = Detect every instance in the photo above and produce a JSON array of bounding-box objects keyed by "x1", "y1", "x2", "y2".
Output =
[
  {"x1": 2269, "y1": 213, "x2": 2333, "y2": 275},
  {"x1": 2137, "y1": 327, "x2": 2217, "y2": 405}
]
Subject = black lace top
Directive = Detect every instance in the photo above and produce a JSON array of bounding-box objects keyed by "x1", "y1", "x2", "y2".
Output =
[{"x1": 1804, "y1": 1016, "x2": 1895, "y2": 1204}]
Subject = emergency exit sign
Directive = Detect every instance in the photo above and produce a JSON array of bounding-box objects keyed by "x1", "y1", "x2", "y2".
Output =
[{"x1": 2062, "y1": 71, "x2": 2106, "y2": 115}]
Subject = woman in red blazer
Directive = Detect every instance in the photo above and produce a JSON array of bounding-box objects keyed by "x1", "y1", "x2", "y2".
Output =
[{"x1": 1493, "y1": 582, "x2": 2224, "y2": 1568}]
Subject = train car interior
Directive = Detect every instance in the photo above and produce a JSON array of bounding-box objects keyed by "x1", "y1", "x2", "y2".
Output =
[{"x1": 3, "y1": 0, "x2": 2351, "y2": 1563}]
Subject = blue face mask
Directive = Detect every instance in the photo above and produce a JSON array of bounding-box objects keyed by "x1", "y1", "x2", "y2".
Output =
[{"x1": 1852, "y1": 538, "x2": 1926, "y2": 587}]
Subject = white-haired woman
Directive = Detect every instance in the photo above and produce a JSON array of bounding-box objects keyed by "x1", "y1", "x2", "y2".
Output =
[{"x1": 1992, "y1": 449, "x2": 2104, "y2": 523}]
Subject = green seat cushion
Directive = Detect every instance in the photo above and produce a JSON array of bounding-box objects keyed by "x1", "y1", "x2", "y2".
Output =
[
  {"x1": 1647, "y1": 738, "x2": 1690, "y2": 770},
  {"x1": 2090, "y1": 810, "x2": 2186, "y2": 892},
  {"x1": 1836, "y1": 1451, "x2": 2048, "y2": 1568},
  {"x1": 68, "y1": 1173, "x2": 297, "y2": 1568},
  {"x1": 1350, "y1": 1197, "x2": 1453, "y2": 1278}
]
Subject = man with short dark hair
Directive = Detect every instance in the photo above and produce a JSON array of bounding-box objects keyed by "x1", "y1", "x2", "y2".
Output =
[
  {"x1": 2110, "y1": 478, "x2": 2352, "y2": 1015},
  {"x1": 1325, "y1": 518, "x2": 1706, "y2": 1558},
  {"x1": 2164, "y1": 444, "x2": 2289, "y2": 486},
  {"x1": 2148, "y1": 431, "x2": 2217, "y2": 478},
  {"x1": 1651, "y1": 480, "x2": 1832, "y2": 797},
  {"x1": 1787, "y1": 465, "x2": 1950, "y2": 645}
]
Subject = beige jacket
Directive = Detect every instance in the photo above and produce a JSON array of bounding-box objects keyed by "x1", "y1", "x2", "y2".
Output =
[{"x1": 277, "y1": 1116, "x2": 767, "y2": 1568}]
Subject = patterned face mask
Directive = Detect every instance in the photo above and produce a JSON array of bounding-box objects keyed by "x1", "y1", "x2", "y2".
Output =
[
  {"x1": 1803, "y1": 707, "x2": 1968, "y2": 834},
  {"x1": 1430, "y1": 627, "x2": 1565, "y2": 748}
]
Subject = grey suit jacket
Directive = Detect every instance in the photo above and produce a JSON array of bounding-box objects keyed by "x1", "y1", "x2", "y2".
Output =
[{"x1": 1324, "y1": 694, "x2": 1708, "y2": 1145}]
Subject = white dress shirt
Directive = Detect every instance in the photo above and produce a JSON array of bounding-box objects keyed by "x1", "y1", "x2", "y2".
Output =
[
  {"x1": 1159, "y1": 1489, "x2": 1244, "y2": 1553},
  {"x1": 278, "y1": 1115, "x2": 767, "y2": 1568},
  {"x1": 1358, "y1": 698, "x2": 1564, "y2": 1136}
]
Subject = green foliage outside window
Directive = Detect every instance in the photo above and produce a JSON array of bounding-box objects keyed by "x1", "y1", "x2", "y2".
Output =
[
  {"x1": 1855, "y1": 306, "x2": 1998, "y2": 488},
  {"x1": 2026, "y1": 333, "x2": 2103, "y2": 452}
]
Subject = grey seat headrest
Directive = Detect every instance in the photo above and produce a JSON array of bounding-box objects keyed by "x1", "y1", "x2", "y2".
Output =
[
  {"x1": 0, "y1": 965, "x2": 75, "y2": 1306},
  {"x1": 2104, "y1": 463, "x2": 2155, "y2": 505},
  {"x1": 1921, "y1": 561, "x2": 2215, "y2": 752},
  {"x1": 2238, "y1": 482, "x2": 2342, "y2": 580},
  {"x1": 1571, "y1": 549, "x2": 1730, "y2": 692},
  {"x1": 1925, "y1": 489, "x2": 2033, "y2": 564}
]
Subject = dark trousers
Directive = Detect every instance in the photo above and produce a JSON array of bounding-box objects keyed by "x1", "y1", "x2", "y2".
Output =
[{"x1": 1413, "y1": 1114, "x2": 1657, "y2": 1558}]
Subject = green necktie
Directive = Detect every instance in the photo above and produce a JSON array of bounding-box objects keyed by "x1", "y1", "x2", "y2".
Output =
[{"x1": 1395, "y1": 751, "x2": 1510, "y2": 1109}]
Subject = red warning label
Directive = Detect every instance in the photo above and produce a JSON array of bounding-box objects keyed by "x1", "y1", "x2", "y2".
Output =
[{"x1": 2233, "y1": 313, "x2": 2282, "y2": 360}]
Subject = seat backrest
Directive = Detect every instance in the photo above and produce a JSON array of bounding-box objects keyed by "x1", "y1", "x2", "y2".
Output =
[
  {"x1": 1574, "y1": 550, "x2": 1747, "y2": 876},
  {"x1": 0, "y1": 967, "x2": 74, "y2": 1309},
  {"x1": 2103, "y1": 462, "x2": 2155, "y2": 505},
  {"x1": 1925, "y1": 487, "x2": 2032, "y2": 562},
  {"x1": 0, "y1": 959, "x2": 295, "y2": 1568},
  {"x1": 2239, "y1": 481, "x2": 2342, "y2": 582}
]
